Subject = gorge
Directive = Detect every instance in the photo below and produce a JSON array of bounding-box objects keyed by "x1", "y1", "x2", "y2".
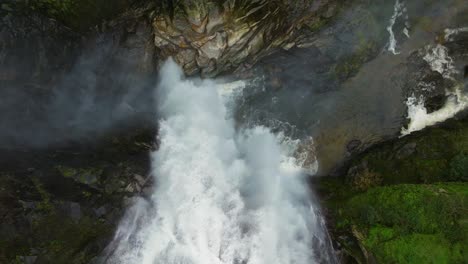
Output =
[{"x1": 0, "y1": 0, "x2": 467, "y2": 263}]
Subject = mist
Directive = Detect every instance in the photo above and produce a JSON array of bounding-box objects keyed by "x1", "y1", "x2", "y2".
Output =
[
  {"x1": 0, "y1": 15, "x2": 157, "y2": 148},
  {"x1": 104, "y1": 59, "x2": 336, "y2": 263}
]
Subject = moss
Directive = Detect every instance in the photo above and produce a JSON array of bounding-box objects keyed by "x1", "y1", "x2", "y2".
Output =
[
  {"x1": 1, "y1": 199, "x2": 111, "y2": 263},
  {"x1": 31, "y1": 177, "x2": 54, "y2": 212},
  {"x1": 450, "y1": 154, "x2": 468, "y2": 181},
  {"x1": 332, "y1": 183, "x2": 468, "y2": 263},
  {"x1": 307, "y1": 18, "x2": 328, "y2": 32},
  {"x1": 349, "y1": 168, "x2": 383, "y2": 191},
  {"x1": 55, "y1": 165, "x2": 103, "y2": 186},
  {"x1": 2, "y1": 205, "x2": 111, "y2": 262},
  {"x1": 31, "y1": 214, "x2": 111, "y2": 263},
  {"x1": 364, "y1": 227, "x2": 465, "y2": 264},
  {"x1": 55, "y1": 165, "x2": 78, "y2": 178},
  {"x1": 350, "y1": 117, "x2": 468, "y2": 185},
  {"x1": 346, "y1": 184, "x2": 466, "y2": 234},
  {"x1": 321, "y1": 118, "x2": 468, "y2": 262}
]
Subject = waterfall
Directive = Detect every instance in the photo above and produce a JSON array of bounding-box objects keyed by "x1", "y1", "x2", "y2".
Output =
[
  {"x1": 386, "y1": 0, "x2": 409, "y2": 55},
  {"x1": 104, "y1": 60, "x2": 336, "y2": 264}
]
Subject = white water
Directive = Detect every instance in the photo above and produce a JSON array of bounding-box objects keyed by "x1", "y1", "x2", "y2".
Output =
[
  {"x1": 444, "y1": 27, "x2": 468, "y2": 42},
  {"x1": 402, "y1": 90, "x2": 468, "y2": 135},
  {"x1": 105, "y1": 60, "x2": 335, "y2": 264},
  {"x1": 402, "y1": 40, "x2": 468, "y2": 135},
  {"x1": 386, "y1": 0, "x2": 409, "y2": 55},
  {"x1": 422, "y1": 44, "x2": 457, "y2": 79}
]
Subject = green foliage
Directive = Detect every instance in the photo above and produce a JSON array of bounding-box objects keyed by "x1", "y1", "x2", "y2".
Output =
[
  {"x1": 29, "y1": 0, "x2": 74, "y2": 16},
  {"x1": 55, "y1": 165, "x2": 103, "y2": 185},
  {"x1": 31, "y1": 214, "x2": 111, "y2": 263},
  {"x1": 55, "y1": 165, "x2": 78, "y2": 178},
  {"x1": 450, "y1": 154, "x2": 468, "y2": 181},
  {"x1": 2, "y1": 203, "x2": 110, "y2": 262},
  {"x1": 346, "y1": 184, "x2": 466, "y2": 234},
  {"x1": 339, "y1": 183, "x2": 468, "y2": 263},
  {"x1": 31, "y1": 177, "x2": 54, "y2": 212},
  {"x1": 321, "y1": 118, "x2": 468, "y2": 262},
  {"x1": 365, "y1": 227, "x2": 465, "y2": 264}
]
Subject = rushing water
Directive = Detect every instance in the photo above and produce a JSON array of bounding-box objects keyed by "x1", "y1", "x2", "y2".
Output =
[
  {"x1": 386, "y1": 0, "x2": 409, "y2": 54},
  {"x1": 105, "y1": 60, "x2": 336, "y2": 264}
]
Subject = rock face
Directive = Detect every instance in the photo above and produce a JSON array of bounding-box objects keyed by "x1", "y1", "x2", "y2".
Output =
[
  {"x1": 0, "y1": 127, "x2": 155, "y2": 263},
  {"x1": 402, "y1": 32, "x2": 467, "y2": 114},
  {"x1": 0, "y1": 8, "x2": 158, "y2": 148},
  {"x1": 149, "y1": 0, "x2": 338, "y2": 76},
  {"x1": 0, "y1": 10, "x2": 80, "y2": 85}
]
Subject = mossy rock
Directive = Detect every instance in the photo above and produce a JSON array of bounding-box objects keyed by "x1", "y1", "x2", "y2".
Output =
[
  {"x1": 0, "y1": 176, "x2": 113, "y2": 263},
  {"x1": 330, "y1": 183, "x2": 468, "y2": 264},
  {"x1": 346, "y1": 116, "x2": 468, "y2": 188},
  {"x1": 2, "y1": 214, "x2": 112, "y2": 264},
  {"x1": 55, "y1": 165, "x2": 103, "y2": 187},
  {"x1": 450, "y1": 154, "x2": 468, "y2": 182},
  {"x1": 31, "y1": 214, "x2": 112, "y2": 263}
]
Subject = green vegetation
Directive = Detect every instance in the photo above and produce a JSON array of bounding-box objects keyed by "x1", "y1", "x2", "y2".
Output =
[
  {"x1": 344, "y1": 184, "x2": 466, "y2": 235},
  {"x1": 1, "y1": 176, "x2": 112, "y2": 263},
  {"x1": 319, "y1": 117, "x2": 468, "y2": 263},
  {"x1": 31, "y1": 176, "x2": 54, "y2": 212},
  {"x1": 55, "y1": 165, "x2": 103, "y2": 186},
  {"x1": 339, "y1": 184, "x2": 468, "y2": 264},
  {"x1": 450, "y1": 154, "x2": 468, "y2": 181},
  {"x1": 2, "y1": 214, "x2": 111, "y2": 263},
  {"x1": 365, "y1": 228, "x2": 464, "y2": 264},
  {"x1": 348, "y1": 117, "x2": 468, "y2": 187},
  {"x1": 31, "y1": 214, "x2": 111, "y2": 263}
]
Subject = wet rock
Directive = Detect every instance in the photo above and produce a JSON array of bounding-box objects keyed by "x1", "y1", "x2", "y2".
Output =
[
  {"x1": 402, "y1": 28, "x2": 468, "y2": 115},
  {"x1": 134, "y1": 174, "x2": 147, "y2": 187},
  {"x1": 0, "y1": 11, "x2": 79, "y2": 84},
  {"x1": 0, "y1": 7, "x2": 158, "y2": 149},
  {"x1": 93, "y1": 206, "x2": 107, "y2": 218},
  {"x1": 0, "y1": 127, "x2": 152, "y2": 263},
  {"x1": 69, "y1": 202, "x2": 82, "y2": 222},
  {"x1": 149, "y1": 0, "x2": 339, "y2": 76},
  {"x1": 18, "y1": 256, "x2": 37, "y2": 264},
  {"x1": 59, "y1": 201, "x2": 82, "y2": 222},
  {"x1": 142, "y1": 186, "x2": 153, "y2": 198},
  {"x1": 395, "y1": 142, "x2": 417, "y2": 159},
  {"x1": 444, "y1": 30, "x2": 468, "y2": 58},
  {"x1": 403, "y1": 50, "x2": 455, "y2": 113},
  {"x1": 346, "y1": 139, "x2": 362, "y2": 153}
]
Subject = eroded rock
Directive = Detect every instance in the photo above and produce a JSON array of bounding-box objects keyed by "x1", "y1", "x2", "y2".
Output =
[{"x1": 149, "y1": 0, "x2": 339, "y2": 76}]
